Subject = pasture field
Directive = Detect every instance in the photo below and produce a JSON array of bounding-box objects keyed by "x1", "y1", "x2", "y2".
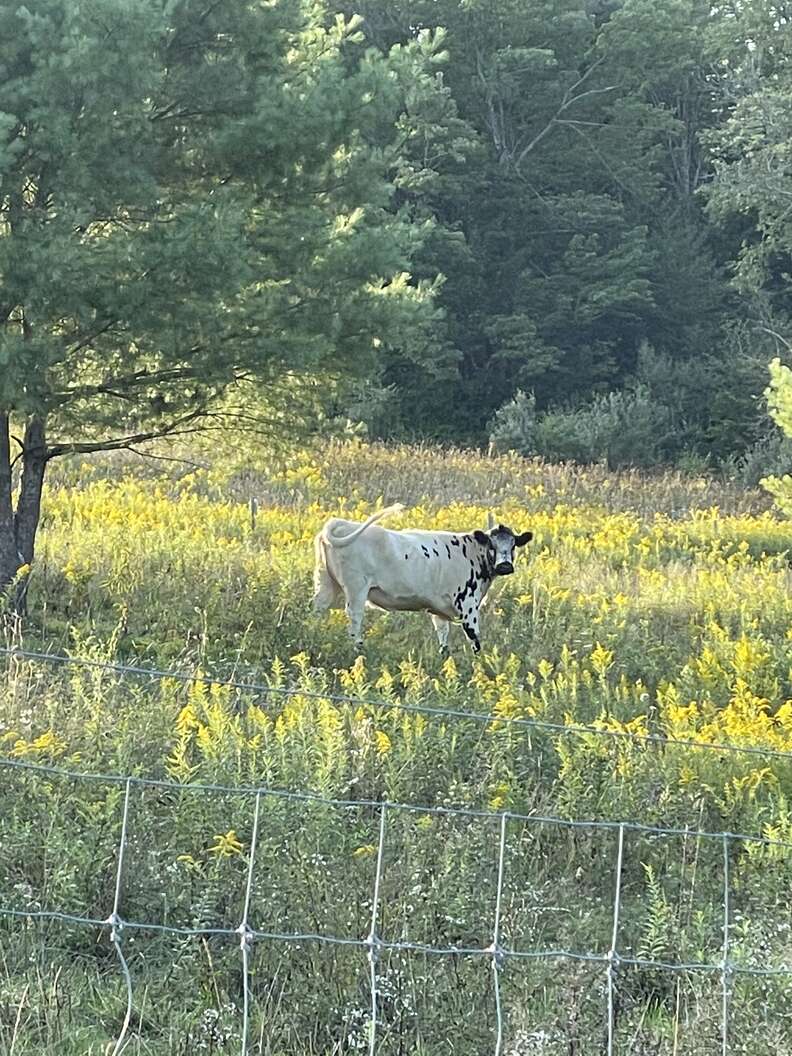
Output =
[{"x1": 3, "y1": 441, "x2": 792, "y2": 1054}]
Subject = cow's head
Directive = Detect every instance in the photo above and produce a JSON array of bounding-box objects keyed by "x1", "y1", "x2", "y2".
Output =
[{"x1": 473, "y1": 524, "x2": 533, "y2": 576}]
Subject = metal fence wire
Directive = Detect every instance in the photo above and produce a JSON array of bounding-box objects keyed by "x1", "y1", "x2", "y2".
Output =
[
  {"x1": 2, "y1": 647, "x2": 792, "y2": 1054},
  {"x1": 4, "y1": 644, "x2": 792, "y2": 764}
]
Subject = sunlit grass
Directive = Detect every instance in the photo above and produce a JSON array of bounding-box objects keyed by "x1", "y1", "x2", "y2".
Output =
[{"x1": 3, "y1": 440, "x2": 792, "y2": 1053}]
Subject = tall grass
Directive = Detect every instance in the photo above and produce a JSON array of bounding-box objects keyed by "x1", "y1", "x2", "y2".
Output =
[{"x1": 2, "y1": 441, "x2": 792, "y2": 1054}]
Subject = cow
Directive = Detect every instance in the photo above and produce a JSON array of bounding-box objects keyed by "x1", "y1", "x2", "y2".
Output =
[{"x1": 312, "y1": 504, "x2": 532, "y2": 653}]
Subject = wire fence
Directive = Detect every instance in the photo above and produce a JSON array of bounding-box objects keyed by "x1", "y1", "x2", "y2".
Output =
[
  {"x1": 2, "y1": 753, "x2": 792, "y2": 1054},
  {"x1": 2, "y1": 647, "x2": 792, "y2": 1053},
  {"x1": 3, "y1": 644, "x2": 792, "y2": 765}
]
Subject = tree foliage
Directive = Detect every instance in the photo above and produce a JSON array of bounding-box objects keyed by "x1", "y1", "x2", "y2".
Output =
[
  {"x1": 336, "y1": 0, "x2": 745, "y2": 440},
  {"x1": 2, "y1": 0, "x2": 792, "y2": 598},
  {"x1": 0, "y1": 0, "x2": 448, "y2": 593},
  {"x1": 705, "y1": 1, "x2": 792, "y2": 319},
  {"x1": 761, "y1": 356, "x2": 792, "y2": 514}
]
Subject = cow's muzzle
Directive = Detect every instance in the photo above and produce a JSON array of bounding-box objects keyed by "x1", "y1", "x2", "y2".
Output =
[{"x1": 495, "y1": 561, "x2": 514, "y2": 576}]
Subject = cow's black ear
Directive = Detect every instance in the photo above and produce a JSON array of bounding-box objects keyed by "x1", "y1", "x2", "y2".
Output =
[
  {"x1": 514, "y1": 531, "x2": 533, "y2": 547},
  {"x1": 473, "y1": 530, "x2": 490, "y2": 545}
]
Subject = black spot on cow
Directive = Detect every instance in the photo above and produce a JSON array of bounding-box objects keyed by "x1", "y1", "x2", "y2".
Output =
[
  {"x1": 421, "y1": 546, "x2": 430, "y2": 558},
  {"x1": 461, "y1": 622, "x2": 481, "y2": 651},
  {"x1": 445, "y1": 544, "x2": 451, "y2": 559},
  {"x1": 454, "y1": 566, "x2": 479, "y2": 611},
  {"x1": 433, "y1": 548, "x2": 439, "y2": 557},
  {"x1": 404, "y1": 554, "x2": 409, "y2": 560},
  {"x1": 451, "y1": 537, "x2": 460, "y2": 547}
]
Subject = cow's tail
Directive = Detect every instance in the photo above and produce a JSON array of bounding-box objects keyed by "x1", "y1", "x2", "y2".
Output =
[{"x1": 322, "y1": 503, "x2": 405, "y2": 549}]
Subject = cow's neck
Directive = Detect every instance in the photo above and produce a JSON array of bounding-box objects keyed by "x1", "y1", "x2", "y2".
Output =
[
  {"x1": 474, "y1": 545, "x2": 495, "y2": 591},
  {"x1": 468, "y1": 542, "x2": 495, "y2": 603}
]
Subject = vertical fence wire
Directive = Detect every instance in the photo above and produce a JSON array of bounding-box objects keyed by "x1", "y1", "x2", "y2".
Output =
[
  {"x1": 109, "y1": 777, "x2": 133, "y2": 1056},
  {"x1": 367, "y1": 804, "x2": 388, "y2": 1056},
  {"x1": 721, "y1": 833, "x2": 730, "y2": 1056},
  {"x1": 239, "y1": 791, "x2": 262, "y2": 1056},
  {"x1": 490, "y1": 812, "x2": 508, "y2": 1056},
  {"x1": 606, "y1": 824, "x2": 625, "y2": 1056}
]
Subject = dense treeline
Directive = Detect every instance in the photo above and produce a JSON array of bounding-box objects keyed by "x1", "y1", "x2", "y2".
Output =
[
  {"x1": 1, "y1": 0, "x2": 791, "y2": 595},
  {"x1": 336, "y1": 0, "x2": 792, "y2": 462}
]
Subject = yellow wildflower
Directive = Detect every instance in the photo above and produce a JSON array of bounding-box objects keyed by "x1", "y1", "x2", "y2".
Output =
[{"x1": 208, "y1": 830, "x2": 244, "y2": 857}]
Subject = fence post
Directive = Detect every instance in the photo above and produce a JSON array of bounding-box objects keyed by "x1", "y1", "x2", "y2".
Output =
[
  {"x1": 721, "y1": 834, "x2": 731, "y2": 1056},
  {"x1": 238, "y1": 791, "x2": 262, "y2": 1055},
  {"x1": 367, "y1": 804, "x2": 387, "y2": 1056},
  {"x1": 489, "y1": 812, "x2": 509, "y2": 1056},
  {"x1": 606, "y1": 824, "x2": 625, "y2": 1056},
  {"x1": 108, "y1": 778, "x2": 134, "y2": 1056}
]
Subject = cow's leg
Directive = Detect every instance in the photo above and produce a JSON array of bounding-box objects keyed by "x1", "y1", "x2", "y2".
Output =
[
  {"x1": 312, "y1": 574, "x2": 344, "y2": 613},
  {"x1": 460, "y1": 604, "x2": 482, "y2": 654},
  {"x1": 430, "y1": 614, "x2": 450, "y2": 655},
  {"x1": 312, "y1": 534, "x2": 344, "y2": 612},
  {"x1": 342, "y1": 580, "x2": 370, "y2": 650}
]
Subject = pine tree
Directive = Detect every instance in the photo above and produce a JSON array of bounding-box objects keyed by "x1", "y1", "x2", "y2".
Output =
[{"x1": 0, "y1": 0, "x2": 446, "y2": 602}]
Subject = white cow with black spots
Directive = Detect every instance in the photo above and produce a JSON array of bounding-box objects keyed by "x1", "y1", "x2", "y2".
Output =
[{"x1": 312, "y1": 504, "x2": 532, "y2": 653}]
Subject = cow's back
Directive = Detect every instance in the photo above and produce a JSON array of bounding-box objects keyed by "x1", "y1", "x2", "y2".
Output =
[
  {"x1": 325, "y1": 523, "x2": 482, "y2": 617},
  {"x1": 322, "y1": 521, "x2": 404, "y2": 578}
]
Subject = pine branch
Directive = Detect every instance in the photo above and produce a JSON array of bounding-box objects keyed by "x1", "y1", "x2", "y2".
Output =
[
  {"x1": 66, "y1": 319, "x2": 120, "y2": 357},
  {"x1": 125, "y1": 447, "x2": 209, "y2": 469},
  {"x1": 54, "y1": 363, "x2": 202, "y2": 403},
  {"x1": 46, "y1": 410, "x2": 209, "y2": 459},
  {"x1": 513, "y1": 58, "x2": 618, "y2": 171}
]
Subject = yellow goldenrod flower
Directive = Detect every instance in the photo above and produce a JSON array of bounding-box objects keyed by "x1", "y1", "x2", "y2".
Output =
[
  {"x1": 208, "y1": 830, "x2": 244, "y2": 857},
  {"x1": 353, "y1": 845, "x2": 376, "y2": 858},
  {"x1": 375, "y1": 730, "x2": 392, "y2": 756}
]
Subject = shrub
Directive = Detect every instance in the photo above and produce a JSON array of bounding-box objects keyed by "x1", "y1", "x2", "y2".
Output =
[
  {"x1": 761, "y1": 357, "x2": 792, "y2": 516},
  {"x1": 489, "y1": 385, "x2": 674, "y2": 468},
  {"x1": 730, "y1": 430, "x2": 792, "y2": 487}
]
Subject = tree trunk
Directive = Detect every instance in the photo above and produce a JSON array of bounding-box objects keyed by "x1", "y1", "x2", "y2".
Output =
[
  {"x1": 0, "y1": 414, "x2": 48, "y2": 615},
  {"x1": 13, "y1": 417, "x2": 48, "y2": 615},
  {"x1": 0, "y1": 413, "x2": 20, "y2": 594}
]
